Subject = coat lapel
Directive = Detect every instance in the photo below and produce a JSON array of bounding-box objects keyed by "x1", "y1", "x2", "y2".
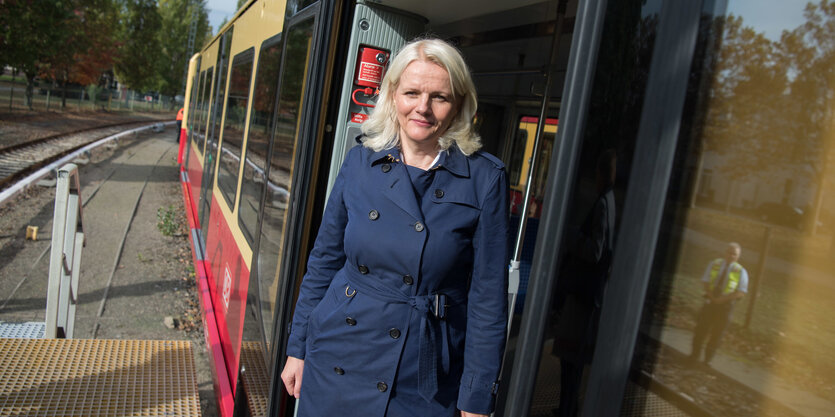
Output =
[
  {"x1": 383, "y1": 162, "x2": 425, "y2": 222},
  {"x1": 369, "y1": 149, "x2": 425, "y2": 222}
]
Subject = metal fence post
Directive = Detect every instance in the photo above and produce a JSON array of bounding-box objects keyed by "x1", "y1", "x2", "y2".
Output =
[
  {"x1": 744, "y1": 226, "x2": 772, "y2": 328},
  {"x1": 9, "y1": 72, "x2": 15, "y2": 110}
]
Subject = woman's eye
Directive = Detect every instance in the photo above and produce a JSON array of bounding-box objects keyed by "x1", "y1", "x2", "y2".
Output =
[{"x1": 433, "y1": 95, "x2": 449, "y2": 102}]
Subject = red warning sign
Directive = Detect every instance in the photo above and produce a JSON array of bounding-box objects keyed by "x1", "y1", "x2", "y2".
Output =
[
  {"x1": 351, "y1": 112, "x2": 369, "y2": 123},
  {"x1": 355, "y1": 46, "x2": 389, "y2": 88}
]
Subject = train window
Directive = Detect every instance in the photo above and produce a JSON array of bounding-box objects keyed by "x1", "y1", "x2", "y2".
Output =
[
  {"x1": 256, "y1": 17, "x2": 315, "y2": 351},
  {"x1": 217, "y1": 49, "x2": 255, "y2": 210},
  {"x1": 185, "y1": 70, "x2": 205, "y2": 173},
  {"x1": 197, "y1": 68, "x2": 213, "y2": 151},
  {"x1": 187, "y1": 70, "x2": 200, "y2": 135},
  {"x1": 508, "y1": 117, "x2": 556, "y2": 218},
  {"x1": 239, "y1": 37, "x2": 283, "y2": 245},
  {"x1": 622, "y1": 0, "x2": 835, "y2": 415},
  {"x1": 286, "y1": 0, "x2": 317, "y2": 17}
]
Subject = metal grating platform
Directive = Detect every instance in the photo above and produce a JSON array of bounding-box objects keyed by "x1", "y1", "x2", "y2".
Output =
[
  {"x1": 240, "y1": 341, "x2": 269, "y2": 417},
  {"x1": 0, "y1": 321, "x2": 46, "y2": 339},
  {"x1": 0, "y1": 338, "x2": 201, "y2": 416}
]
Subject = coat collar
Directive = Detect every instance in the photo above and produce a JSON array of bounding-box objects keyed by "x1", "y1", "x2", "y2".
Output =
[{"x1": 368, "y1": 144, "x2": 470, "y2": 178}]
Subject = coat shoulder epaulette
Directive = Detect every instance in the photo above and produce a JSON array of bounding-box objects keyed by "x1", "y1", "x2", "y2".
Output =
[{"x1": 471, "y1": 150, "x2": 505, "y2": 170}]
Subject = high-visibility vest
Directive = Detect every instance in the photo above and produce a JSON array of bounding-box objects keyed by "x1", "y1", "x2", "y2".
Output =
[
  {"x1": 709, "y1": 258, "x2": 742, "y2": 295},
  {"x1": 176, "y1": 108, "x2": 184, "y2": 121}
]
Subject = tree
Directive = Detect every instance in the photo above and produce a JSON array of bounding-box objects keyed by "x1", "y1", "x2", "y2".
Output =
[
  {"x1": 156, "y1": 0, "x2": 210, "y2": 97},
  {"x1": 0, "y1": 0, "x2": 74, "y2": 109},
  {"x1": 37, "y1": 0, "x2": 122, "y2": 108},
  {"x1": 697, "y1": 0, "x2": 835, "y2": 232},
  {"x1": 115, "y1": 0, "x2": 163, "y2": 92},
  {"x1": 778, "y1": 0, "x2": 835, "y2": 232}
]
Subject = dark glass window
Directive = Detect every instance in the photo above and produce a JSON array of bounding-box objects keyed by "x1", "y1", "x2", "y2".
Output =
[
  {"x1": 256, "y1": 18, "x2": 315, "y2": 352},
  {"x1": 239, "y1": 39, "x2": 283, "y2": 245},
  {"x1": 196, "y1": 68, "x2": 213, "y2": 151},
  {"x1": 623, "y1": 0, "x2": 835, "y2": 415},
  {"x1": 217, "y1": 49, "x2": 255, "y2": 209},
  {"x1": 187, "y1": 69, "x2": 200, "y2": 133},
  {"x1": 286, "y1": 0, "x2": 317, "y2": 17},
  {"x1": 185, "y1": 70, "x2": 205, "y2": 173},
  {"x1": 522, "y1": 0, "x2": 661, "y2": 415}
]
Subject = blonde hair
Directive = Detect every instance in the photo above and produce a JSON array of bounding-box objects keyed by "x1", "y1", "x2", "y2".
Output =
[{"x1": 361, "y1": 38, "x2": 482, "y2": 155}]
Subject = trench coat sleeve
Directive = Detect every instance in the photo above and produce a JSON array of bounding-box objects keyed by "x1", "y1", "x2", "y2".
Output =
[
  {"x1": 457, "y1": 167, "x2": 509, "y2": 414},
  {"x1": 285, "y1": 148, "x2": 354, "y2": 359}
]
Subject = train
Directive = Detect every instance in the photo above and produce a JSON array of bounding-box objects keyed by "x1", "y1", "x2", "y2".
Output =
[{"x1": 176, "y1": 0, "x2": 835, "y2": 416}]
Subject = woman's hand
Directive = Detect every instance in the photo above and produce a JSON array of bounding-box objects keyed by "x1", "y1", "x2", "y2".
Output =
[
  {"x1": 460, "y1": 412, "x2": 488, "y2": 417},
  {"x1": 281, "y1": 356, "x2": 305, "y2": 398}
]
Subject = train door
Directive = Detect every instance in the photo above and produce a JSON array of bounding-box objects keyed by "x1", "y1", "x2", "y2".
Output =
[
  {"x1": 201, "y1": 29, "x2": 234, "y2": 240},
  {"x1": 238, "y1": 1, "x2": 350, "y2": 416}
]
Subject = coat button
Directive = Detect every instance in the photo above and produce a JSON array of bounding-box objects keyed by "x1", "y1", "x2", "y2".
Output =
[
  {"x1": 346, "y1": 317, "x2": 357, "y2": 326},
  {"x1": 414, "y1": 222, "x2": 424, "y2": 232},
  {"x1": 381, "y1": 163, "x2": 391, "y2": 173},
  {"x1": 402, "y1": 275, "x2": 414, "y2": 285},
  {"x1": 358, "y1": 264, "x2": 369, "y2": 274},
  {"x1": 368, "y1": 210, "x2": 379, "y2": 220},
  {"x1": 434, "y1": 189, "x2": 444, "y2": 198},
  {"x1": 377, "y1": 382, "x2": 388, "y2": 392},
  {"x1": 334, "y1": 367, "x2": 345, "y2": 375},
  {"x1": 389, "y1": 328, "x2": 401, "y2": 339}
]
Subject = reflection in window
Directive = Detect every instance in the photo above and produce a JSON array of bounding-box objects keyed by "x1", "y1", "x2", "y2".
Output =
[
  {"x1": 524, "y1": 0, "x2": 659, "y2": 415},
  {"x1": 217, "y1": 50, "x2": 254, "y2": 209},
  {"x1": 256, "y1": 19, "x2": 315, "y2": 351},
  {"x1": 240, "y1": 40, "x2": 283, "y2": 244},
  {"x1": 197, "y1": 68, "x2": 213, "y2": 153},
  {"x1": 187, "y1": 70, "x2": 200, "y2": 134},
  {"x1": 185, "y1": 70, "x2": 204, "y2": 174},
  {"x1": 627, "y1": 1, "x2": 835, "y2": 416}
]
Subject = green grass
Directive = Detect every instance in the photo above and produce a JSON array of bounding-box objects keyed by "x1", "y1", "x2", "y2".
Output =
[{"x1": 156, "y1": 205, "x2": 186, "y2": 237}]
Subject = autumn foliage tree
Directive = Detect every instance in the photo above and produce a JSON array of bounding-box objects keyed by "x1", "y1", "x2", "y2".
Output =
[{"x1": 0, "y1": 0, "x2": 74, "y2": 109}]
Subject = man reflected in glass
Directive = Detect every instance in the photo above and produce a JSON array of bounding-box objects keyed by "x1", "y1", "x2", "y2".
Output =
[{"x1": 689, "y1": 242, "x2": 748, "y2": 366}]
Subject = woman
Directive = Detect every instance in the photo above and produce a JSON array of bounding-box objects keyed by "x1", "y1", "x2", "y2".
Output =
[{"x1": 281, "y1": 38, "x2": 509, "y2": 417}]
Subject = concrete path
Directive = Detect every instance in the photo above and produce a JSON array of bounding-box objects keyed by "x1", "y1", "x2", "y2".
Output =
[
  {"x1": 651, "y1": 325, "x2": 835, "y2": 417},
  {"x1": 0, "y1": 130, "x2": 218, "y2": 416}
]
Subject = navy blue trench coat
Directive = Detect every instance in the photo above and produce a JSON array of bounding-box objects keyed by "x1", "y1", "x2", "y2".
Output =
[{"x1": 286, "y1": 143, "x2": 509, "y2": 416}]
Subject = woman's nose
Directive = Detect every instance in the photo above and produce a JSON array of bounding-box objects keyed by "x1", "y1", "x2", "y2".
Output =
[{"x1": 415, "y1": 94, "x2": 431, "y2": 114}]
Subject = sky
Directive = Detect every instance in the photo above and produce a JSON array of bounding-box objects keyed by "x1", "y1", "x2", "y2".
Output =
[
  {"x1": 206, "y1": 0, "x2": 237, "y2": 35},
  {"x1": 727, "y1": 0, "x2": 808, "y2": 41}
]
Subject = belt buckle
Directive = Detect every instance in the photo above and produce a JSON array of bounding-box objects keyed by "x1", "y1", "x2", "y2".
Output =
[{"x1": 433, "y1": 293, "x2": 449, "y2": 320}]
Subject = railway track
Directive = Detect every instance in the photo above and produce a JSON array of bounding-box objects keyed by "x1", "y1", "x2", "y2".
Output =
[{"x1": 0, "y1": 121, "x2": 163, "y2": 189}]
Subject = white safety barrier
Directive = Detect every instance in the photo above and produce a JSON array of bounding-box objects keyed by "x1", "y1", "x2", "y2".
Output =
[{"x1": 44, "y1": 163, "x2": 85, "y2": 338}]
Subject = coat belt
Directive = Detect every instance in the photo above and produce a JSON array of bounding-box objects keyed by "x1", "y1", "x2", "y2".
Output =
[{"x1": 342, "y1": 267, "x2": 467, "y2": 403}]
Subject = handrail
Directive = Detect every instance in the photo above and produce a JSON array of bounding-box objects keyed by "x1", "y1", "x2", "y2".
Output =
[{"x1": 44, "y1": 163, "x2": 85, "y2": 338}]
